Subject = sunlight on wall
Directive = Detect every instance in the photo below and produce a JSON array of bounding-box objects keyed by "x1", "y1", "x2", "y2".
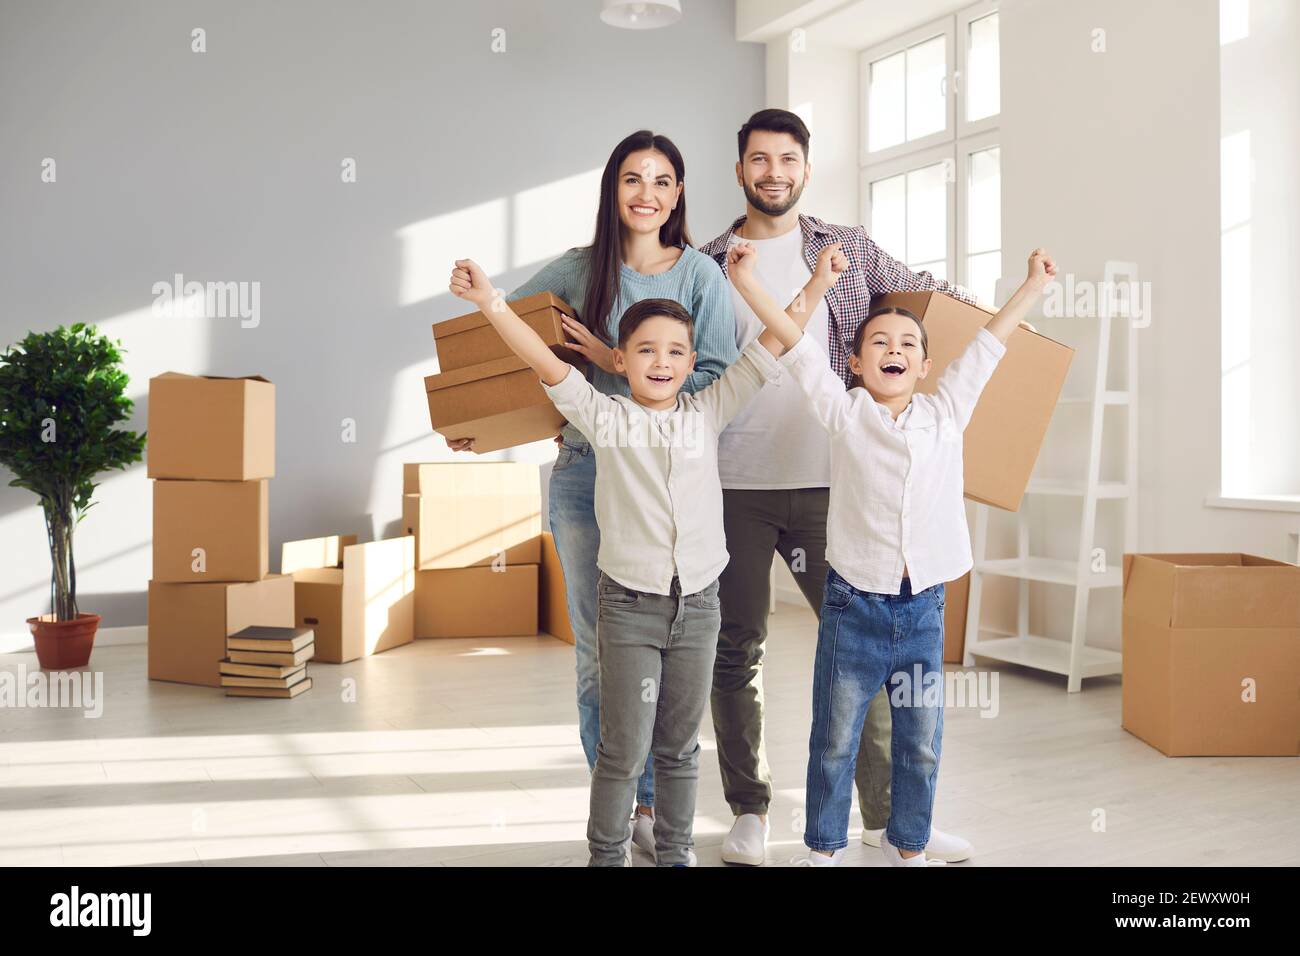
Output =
[
  {"x1": 511, "y1": 168, "x2": 601, "y2": 268},
  {"x1": 397, "y1": 199, "x2": 509, "y2": 307}
]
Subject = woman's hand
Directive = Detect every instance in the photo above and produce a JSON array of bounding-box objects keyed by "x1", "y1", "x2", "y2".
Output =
[
  {"x1": 561, "y1": 315, "x2": 619, "y2": 375},
  {"x1": 449, "y1": 258, "x2": 498, "y2": 309},
  {"x1": 1026, "y1": 248, "x2": 1057, "y2": 291}
]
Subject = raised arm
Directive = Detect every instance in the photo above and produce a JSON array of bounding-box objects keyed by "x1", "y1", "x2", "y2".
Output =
[
  {"x1": 449, "y1": 258, "x2": 572, "y2": 386},
  {"x1": 726, "y1": 241, "x2": 847, "y2": 355},
  {"x1": 983, "y1": 248, "x2": 1056, "y2": 343}
]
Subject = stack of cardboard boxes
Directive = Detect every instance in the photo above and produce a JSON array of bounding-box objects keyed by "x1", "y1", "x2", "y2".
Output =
[
  {"x1": 403, "y1": 462, "x2": 541, "y2": 639},
  {"x1": 146, "y1": 373, "x2": 297, "y2": 689},
  {"x1": 424, "y1": 292, "x2": 584, "y2": 453}
]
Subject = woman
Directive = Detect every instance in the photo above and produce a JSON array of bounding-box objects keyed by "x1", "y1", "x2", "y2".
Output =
[{"x1": 446, "y1": 130, "x2": 738, "y2": 860}]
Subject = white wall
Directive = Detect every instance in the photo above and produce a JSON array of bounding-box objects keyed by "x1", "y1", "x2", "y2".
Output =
[{"x1": 0, "y1": 0, "x2": 764, "y2": 634}]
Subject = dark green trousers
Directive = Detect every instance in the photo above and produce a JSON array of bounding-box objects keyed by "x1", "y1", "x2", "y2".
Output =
[{"x1": 711, "y1": 487, "x2": 892, "y2": 828}]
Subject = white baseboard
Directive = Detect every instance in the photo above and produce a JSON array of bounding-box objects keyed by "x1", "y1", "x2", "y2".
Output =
[{"x1": 0, "y1": 624, "x2": 146, "y2": 656}]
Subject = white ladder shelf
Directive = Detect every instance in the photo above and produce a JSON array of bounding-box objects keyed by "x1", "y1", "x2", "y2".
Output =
[{"x1": 962, "y1": 261, "x2": 1139, "y2": 692}]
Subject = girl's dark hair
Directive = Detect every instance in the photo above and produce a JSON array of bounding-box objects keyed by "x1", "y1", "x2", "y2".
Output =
[
  {"x1": 737, "y1": 108, "x2": 811, "y2": 161},
  {"x1": 848, "y1": 305, "x2": 927, "y2": 388},
  {"x1": 616, "y1": 298, "x2": 694, "y2": 348},
  {"x1": 582, "y1": 130, "x2": 692, "y2": 344}
]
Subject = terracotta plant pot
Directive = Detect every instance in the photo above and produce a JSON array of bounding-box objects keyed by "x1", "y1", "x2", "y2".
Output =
[{"x1": 27, "y1": 612, "x2": 101, "y2": 670}]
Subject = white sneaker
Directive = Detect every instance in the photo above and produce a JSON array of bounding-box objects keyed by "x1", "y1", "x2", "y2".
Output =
[
  {"x1": 882, "y1": 836, "x2": 947, "y2": 867},
  {"x1": 720, "y1": 813, "x2": 769, "y2": 866},
  {"x1": 795, "y1": 847, "x2": 846, "y2": 867},
  {"x1": 862, "y1": 825, "x2": 972, "y2": 863},
  {"x1": 630, "y1": 811, "x2": 656, "y2": 860}
]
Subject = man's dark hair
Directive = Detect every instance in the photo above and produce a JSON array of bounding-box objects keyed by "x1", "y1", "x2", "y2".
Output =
[
  {"x1": 617, "y1": 298, "x2": 695, "y2": 348},
  {"x1": 737, "y1": 108, "x2": 811, "y2": 162}
]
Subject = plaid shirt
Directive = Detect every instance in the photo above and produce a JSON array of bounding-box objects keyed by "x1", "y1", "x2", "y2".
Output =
[{"x1": 698, "y1": 213, "x2": 978, "y2": 388}]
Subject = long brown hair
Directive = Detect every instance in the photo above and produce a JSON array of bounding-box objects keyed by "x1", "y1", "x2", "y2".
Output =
[{"x1": 581, "y1": 131, "x2": 692, "y2": 343}]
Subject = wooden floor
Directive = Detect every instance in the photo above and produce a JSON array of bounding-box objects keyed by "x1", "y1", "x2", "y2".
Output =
[{"x1": 1, "y1": 601, "x2": 1296, "y2": 867}]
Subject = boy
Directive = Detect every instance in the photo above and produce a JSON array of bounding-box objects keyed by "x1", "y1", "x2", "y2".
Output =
[{"x1": 448, "y1": 251, "x2": 840, "y2": 865}]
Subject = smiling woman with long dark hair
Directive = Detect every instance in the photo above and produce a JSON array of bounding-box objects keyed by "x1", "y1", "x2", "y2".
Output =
[{"x1": 446, "y1": 129, "x2": 738, "y2": 861}]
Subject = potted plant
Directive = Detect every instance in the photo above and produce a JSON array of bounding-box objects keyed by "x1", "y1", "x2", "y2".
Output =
[{"x1": 0, "y1": 324, "x2": 145, "y2": 669}]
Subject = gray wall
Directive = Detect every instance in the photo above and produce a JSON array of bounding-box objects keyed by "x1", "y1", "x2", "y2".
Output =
[{"x1": 0, "y1": 0, "x2": 764, "y2": 632}]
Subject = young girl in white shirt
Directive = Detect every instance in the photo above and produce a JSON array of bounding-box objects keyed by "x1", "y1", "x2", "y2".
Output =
[{"x1": 726, "y1": 242, "x2": 1056, "y2": 866}]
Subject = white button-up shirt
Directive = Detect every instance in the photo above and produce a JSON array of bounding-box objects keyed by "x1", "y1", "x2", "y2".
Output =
[
  {"x1": 779, "y1": 327, "x2": 1007, "y2": 594},
  {"x1": 543, "y1": 340, "x2": 782, "y2": 596}
]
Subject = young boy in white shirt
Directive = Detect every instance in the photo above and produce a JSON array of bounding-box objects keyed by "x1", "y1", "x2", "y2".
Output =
[
  {"x1": 726, "y1": 241, "x2": 1056, "y2": 866},
  {"x1": 448, "y1": 253, "x2": 838, "y2": 866}
]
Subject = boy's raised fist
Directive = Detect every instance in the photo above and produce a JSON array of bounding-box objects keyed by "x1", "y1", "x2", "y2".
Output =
[{"x1": 449, "y1": 258, "x2": 497, "y2": 307}]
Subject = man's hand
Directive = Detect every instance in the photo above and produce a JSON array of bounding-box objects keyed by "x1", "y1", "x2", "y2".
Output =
[
  {"x1": 813, "y1": 241, "x2": 848, "y2": 287},
  {"x1": 1026, "y1": 248, "x2": 1057, "y2": 291},
  {"x1": 449, "y1": 258, "x2": 499, "y2": 309}
]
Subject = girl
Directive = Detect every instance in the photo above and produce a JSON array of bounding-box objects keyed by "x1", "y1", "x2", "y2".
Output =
[
  {"x1": 446, "y1": 131, "x2": 738, "y2": 859},
  {"x1": 727, "y1": 241, "x2": 1056, "y2": 866}
]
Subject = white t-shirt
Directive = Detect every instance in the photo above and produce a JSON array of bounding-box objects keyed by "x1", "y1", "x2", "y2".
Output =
[{"x1": 717, "y1": 227, "x2": 834, "y2": 489}]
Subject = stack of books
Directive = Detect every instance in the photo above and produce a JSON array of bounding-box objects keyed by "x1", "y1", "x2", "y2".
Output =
[{"x1": 220, "y1": 625, "x2": 315, "y2": 698}]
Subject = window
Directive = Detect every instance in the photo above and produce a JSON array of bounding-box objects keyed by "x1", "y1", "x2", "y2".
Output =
[{"x1": 860, "y1": 2, "x2": 1001, "y2": 305}]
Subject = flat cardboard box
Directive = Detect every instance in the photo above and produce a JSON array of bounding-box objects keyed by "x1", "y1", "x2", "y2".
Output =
[
  {"x1": 424, "y1": 354, "x2": 572, "y2": 453},
  {"x1": 942, "y1": 572, "x2": 971, "y2": 664},
  {"x1": 414, "y1": 565, "x2": 539, "y2": 638},
  {"x1": 280, "y1": 534, "x2": 357, "y2": 571},
  {"x1": 1122, "y1": 553, "x2": 1300, "y2": 757},
  {"x1": 147, "y1": 372, "x2": 275, "y2": 480},
  {"x1": 539, "y1": 531, "x2": 574, "y2": 645},
  {"x1": 433, "y1": 292, "x2": 585, "y2": 371},
  {"x1": 153, "y1": 479, "x2": 269, "y2": 583},
  {"x1": 874, "y1": 291, "x2": 1073, "y2": 512},
  {"x1": 401, "y1": 463, "x2": 541, "y2": 569},
  {"x1": 148, "y1": 574, "x2": 295, "y2": 687},
  {"x1": 281, "y1": 535, "x2": 415, "y2": 663}
]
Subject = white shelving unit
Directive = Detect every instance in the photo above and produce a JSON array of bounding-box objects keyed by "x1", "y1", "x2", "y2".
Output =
[{"x1": 963, "y1": 262, "x2": 1139, "y2": 692}]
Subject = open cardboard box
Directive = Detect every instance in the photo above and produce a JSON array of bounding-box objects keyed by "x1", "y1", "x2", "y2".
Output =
[
  {"x1": 281, "y1": 535, "x2": 415, "y2": 664},
  {"x1": 433, "y1": 292, "x2": 585, "y2": 371},
  {"x1": 147, "y1": 372, "x2": 275, "y2": 480},
  {"x1": 1122, "y1": 552, "x2": 1300, "y2": 756},
  {"x1": 148, "y1": 574, "x2": 295, "y2": 687},
  {"x1": 874, "y1": 291, "x2": 1073, "y2": 512}
]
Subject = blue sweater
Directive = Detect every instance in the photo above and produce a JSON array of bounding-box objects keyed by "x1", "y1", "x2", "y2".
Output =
[{"x1": 510, "y1": 245, "x2": 739, "y2": 445}]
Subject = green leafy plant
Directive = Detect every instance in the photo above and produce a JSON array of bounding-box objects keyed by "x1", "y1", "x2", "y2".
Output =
[{"x1": 0, "y1": 324, "x2": 146, "y2": 620}]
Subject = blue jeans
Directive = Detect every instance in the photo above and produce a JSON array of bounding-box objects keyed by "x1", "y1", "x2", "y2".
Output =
[
  {"x1": 804, "y1": 567, "x2": 945, "y2": 854},
  {"x1": 548, "y1": 438, "x2": 654, "y2": 807}
]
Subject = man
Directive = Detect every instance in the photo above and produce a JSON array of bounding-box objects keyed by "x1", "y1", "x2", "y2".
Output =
[{"x1": 699, "y1": 108, "x2": 976, "y2": 866}]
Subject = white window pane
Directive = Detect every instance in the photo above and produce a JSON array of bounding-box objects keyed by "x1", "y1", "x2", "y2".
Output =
[
  {"x1": 871, "y1": 174, "x2": 907, "y2": 257},
  {"x1": 869, "y1": 52, "x2": 905, "y2": 152},
  {"x1": 906, "y1": 162, "x2": 947, "y2": 266},
  {"x1": 967, "y1": 146, "x2": 1001, "y2": 254},
  {"x1": 966, "y1": 13, "x2": 1000, "y2": 122},
  {"x1": 906, "y1": 35, "x2": 947, "y2": 140},
  {"x1": 967, "y1": 250, "x2": 1001, "y2": 306},
  {"x1": 912, "y1": 259, "x2": 948, "y2": 282}
]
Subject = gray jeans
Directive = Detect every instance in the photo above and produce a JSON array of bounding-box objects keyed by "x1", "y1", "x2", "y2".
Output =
[{"x1": 587, "y1": 571, "x2": 721, "y2": 867}]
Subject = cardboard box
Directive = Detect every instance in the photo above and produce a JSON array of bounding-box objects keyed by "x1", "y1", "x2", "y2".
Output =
[
  {"x1": 539, "y1": 531, "x2": 575, "y2": 645},
  {"x1": 1122, "y1": 553, "x2": 1300, "y2": 757},
  {"x1": 874, "y1": 291, "x2": 1073, "y2": 511},
  {"x1": 147, "y1": 372, "x2": 275, "y2": 480},
  {"x1": 280, "y1": 534, "x2": 357, "y2": 572},
  {"x1": 942, "y1": 572, "x2": 971, "y2": 664},
  {"x1": 414, "y1": 565, "x2": 539, "y2": 638},
  {"x1": 281, "y1": 535, "x2": 415, "y2": 664},
  {"x1": 424, "y1": 354, "x2": 573, "y2": 454},
  {"x1": 152, "y1": 479, "x2": 269, "y2": 583},
  {"x1": 433, "y1": 292, "x2": 585, "y2": 371},
  {"x1": 148, "y1": 574, "x2": 295, "y2": 687},
  {"x1": 401, "y1": 463, "x2": 541, "y2": 569}
]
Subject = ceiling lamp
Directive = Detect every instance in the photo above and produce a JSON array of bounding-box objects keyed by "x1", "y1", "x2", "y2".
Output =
[{"x1": 600, "y1": 0, "x2": 683, "y2": 30}]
